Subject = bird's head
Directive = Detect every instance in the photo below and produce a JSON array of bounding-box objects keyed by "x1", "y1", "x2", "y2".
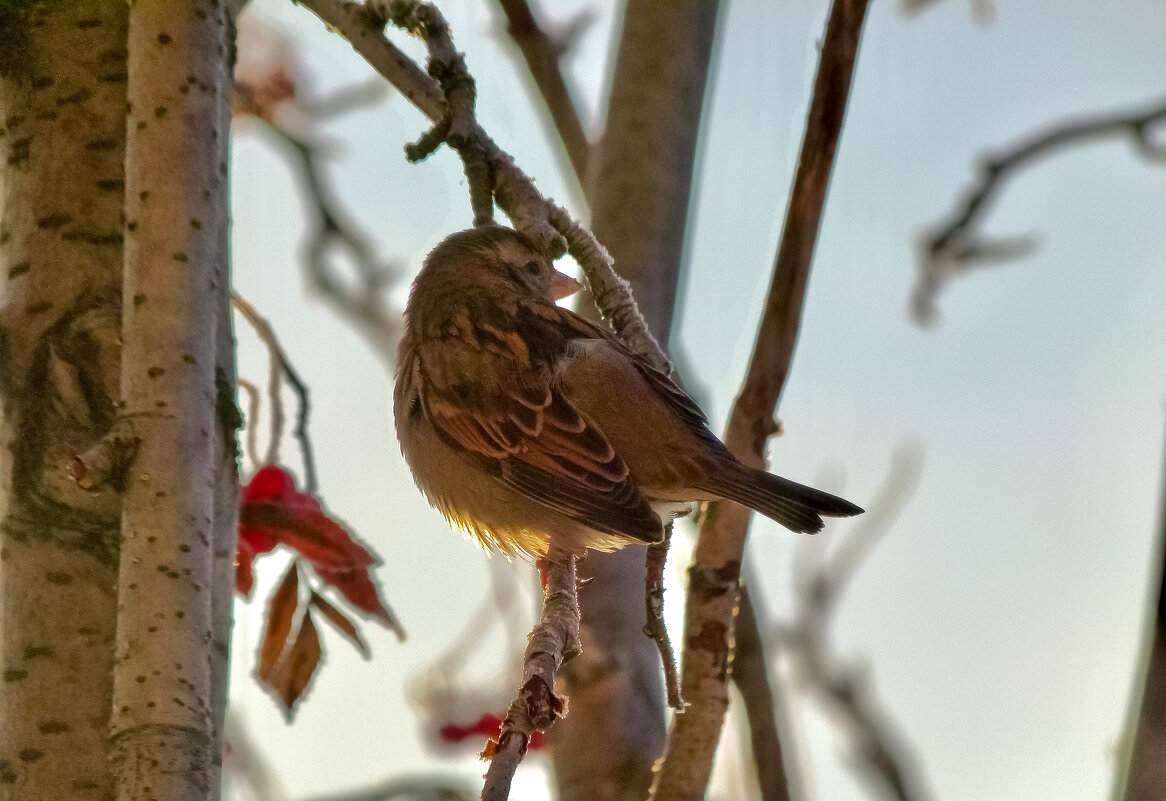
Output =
[{"x1": 418, "y1": 226, "x2": 584, "y2": 306}]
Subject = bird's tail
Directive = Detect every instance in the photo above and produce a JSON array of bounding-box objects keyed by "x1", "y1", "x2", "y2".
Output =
[{"x1": 699, "y1": 465, "x2": 863, "y2": 534}]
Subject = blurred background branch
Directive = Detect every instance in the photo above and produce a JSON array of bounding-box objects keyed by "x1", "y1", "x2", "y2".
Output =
[{"x1": 913, "y1": 95, "x2": 1166, "y2": 325}]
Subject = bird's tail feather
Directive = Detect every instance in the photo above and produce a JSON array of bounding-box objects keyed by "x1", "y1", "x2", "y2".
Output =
[{"x1": 700, "y1": 466, "x2": 863, "y2": 534}]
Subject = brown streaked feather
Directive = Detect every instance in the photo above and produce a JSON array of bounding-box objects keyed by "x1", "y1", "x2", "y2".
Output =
[{"x1": 412, "y1": 292, "x2": 663, "y2": 544}]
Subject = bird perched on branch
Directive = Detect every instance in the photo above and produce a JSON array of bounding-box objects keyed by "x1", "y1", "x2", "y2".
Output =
[{"x1": 394, "y1": 226, "x2": 862, "y2": 558}]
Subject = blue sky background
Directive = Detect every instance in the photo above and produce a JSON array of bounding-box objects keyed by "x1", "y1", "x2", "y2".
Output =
[{"x1": 226, "y1": 2, "x2": 1166, "y2": 799}]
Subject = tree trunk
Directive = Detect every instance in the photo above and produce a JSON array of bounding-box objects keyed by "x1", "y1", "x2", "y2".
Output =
[
  {"x1": 107, "y1": 3, "x2": 235, "y2": 799},
  {"x1": 0, "y1": 4, "x2": 239, "y2": 799},
  {"x1": 550, "y1": 2, "x2": 721, "y2": 799},
  {"x1": 0, "y1": 2, "x2": 128, "y2": 799},
  {"x1": 1119, "y1": 421, "x2": 1166, "y2": 801}
]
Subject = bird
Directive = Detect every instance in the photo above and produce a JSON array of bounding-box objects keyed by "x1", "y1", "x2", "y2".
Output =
[{"x1": 394, "y1": 225, "x2": 863, "y2": 559}]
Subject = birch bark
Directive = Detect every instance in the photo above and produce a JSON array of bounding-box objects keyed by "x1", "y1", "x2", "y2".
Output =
[
  {"x1": 108, "y1": 3, "x2": 234, "y2": 799},
  {"x1": 0, "y1": 3, "x2": 128, "y2": 798}
]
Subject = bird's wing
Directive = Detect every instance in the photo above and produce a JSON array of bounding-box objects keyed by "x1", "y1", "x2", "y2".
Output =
[
  {"x1": 548, "y1": 303, "x2": 733, "y2": 458},
  {"x1": 415, "y1": 296, "x2": 662, "y2": 543}
]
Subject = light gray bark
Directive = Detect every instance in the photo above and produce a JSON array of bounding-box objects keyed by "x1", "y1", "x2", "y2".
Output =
[{"x1": 109, "y1": 3, "x2": 235, "y2": 800}]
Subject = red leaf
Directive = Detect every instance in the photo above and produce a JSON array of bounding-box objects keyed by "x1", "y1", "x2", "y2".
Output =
[
  {"x1": 440, "y1": 713, "x2": 504, "y2": 744},
  {"x1": 309, "y1": 591, "x2": 369, "y2": 658},
  {"x1": 236, "y1": 526, "x2": 277, "y2": 597},
  {"x1": 237, "y1": 466, "x2": 397, "y2": 631},
  {"x1": 442, "y1": 713, "x2": 544, "y2": 753}
]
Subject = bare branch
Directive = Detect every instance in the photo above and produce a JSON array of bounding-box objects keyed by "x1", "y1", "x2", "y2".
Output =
[
  {"x1": 481, "y1": 556, "x2": 580, "y2": 801},
  {"x1": 298, "y1": 0, "x2": 447, "y2": 122},
  {"x1": 644, "y1": 523, "x2": 683, "y2": 711},
  {"x1": 900, "y1": 0, "x2": 995, "y2": 23},
  {"x1": 68, "y1": 435, "x2": 139, "y2": 493},
  {"x1": 781, "y1": 445, "x2": 929, "y2": 801},
  {"x1": 296, "y1": 0, "x2": 668, "y2": 370},
  {"x1": 297, "y1": 77, "x2": 389, "y2": 118},
  {"x1": 653, "y1": 1, "x2": 871, "y2": 797},
  {"x1": 260, "y1": 122, "x2": 405, "y2": 364},
  {"x1": 913, "y1": 95, "x2": 1166, "y2": 324},
  {"x1": 732, "y1": 584, "x2": 793, "y2": 801},
  {"x1": 492, "y1": 0, "x2": 590, "y2": 185},
  {"x1": 299, "y1": 777, "x2": 474, "y2": 801},
  {"x1": 301, "y1": 779, "x2": 474, "y2": 801},
  {"x1": 232, "y1": 292, "x2": 319, "y2": 494},
  {"x1": 238, "y1": 377, "x2": 264, "y2": 469}
]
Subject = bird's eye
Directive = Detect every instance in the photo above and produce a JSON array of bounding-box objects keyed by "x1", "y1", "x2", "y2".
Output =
[{"x1": 522, "y1": 260, "x2": 541, "y2": 276}]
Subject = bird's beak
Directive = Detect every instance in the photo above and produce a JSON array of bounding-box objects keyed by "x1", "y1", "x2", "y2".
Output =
[{"x1": 550, "y1": 269, "x2": 585, "y2": 300}]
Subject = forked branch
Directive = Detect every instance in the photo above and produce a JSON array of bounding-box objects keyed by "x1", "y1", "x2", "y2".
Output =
[{"x1": 913, "y1": 95, "x2": 1166, "y2": 324}]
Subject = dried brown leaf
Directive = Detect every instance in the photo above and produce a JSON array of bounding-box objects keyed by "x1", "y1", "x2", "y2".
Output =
[
  {"x1": 310, "y1": 591, "x2": 370, "y2": 658},
  {"x1": 266, "y1": 613, "x2": 322, "y2": 712},
  {"x1": 258, "y1": 564, "x2": 300, "y2": 679}
]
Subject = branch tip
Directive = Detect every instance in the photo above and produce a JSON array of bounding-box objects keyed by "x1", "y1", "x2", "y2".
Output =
[{"x1": 69, "y1": 435, "x2": 140, "y2": 492}]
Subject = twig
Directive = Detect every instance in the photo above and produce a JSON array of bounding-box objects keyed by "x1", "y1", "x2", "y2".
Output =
[
  {"x1": 231, "y1": 292, "x2": 319, "y2": 493},
  {"x1": 233, "y1": 292, "x2": 284, "y2": 466},
  {"x1": 644, "y1": 523, "x2": 682, "y2": 711},
  {"x1": 913, "y1": 95, "x2": 1166, "y2": 324},
  {"x1": 224, "y1": 715, "x2": 289, "y2": 801},
  {"x1": 300, "y1": 778, "x2": 474, "y2": 801},
  {"x1": 492, "y1": 0, "x2": 590, "y2": 185},
  {"x1": 238, "y1": 377, "x2": 264, "y2": 469},
  {"x1": 481, "y1": 556, "x2": 579, "y2": 801},
  {"x1": 299, "y1": 776, "x2": 474, "y2": 801},
  {"x1": 387, "y1": 1, "x2": 494, "y2": 225},
  {"x1": 297, "y1": 0, "x2": 669, "y2": 369},
  {"x1": 732, "y1": 583, "x2": 792, "y2": 801},
  {"x1": 68, "y1": 435, "x2": 140, "y2": 493},
  {"x1": 781, "y1": 445, "x2": 928, "y2": 801},
  {"x1": 652, "y1": 1, "x2": 871, "y2": 798},
  {"x1": 260, "y1": 121, "x2": 404, "y2": 365},
  {"x1": 292, "y1": 6, "x2": 672, "y2": 796},
  {"x1": 900, "y1": 0, "x2": 995, "y2": 23},
  {"x1": 297, "y1": 77, "x2": 389, "y2": 118}
]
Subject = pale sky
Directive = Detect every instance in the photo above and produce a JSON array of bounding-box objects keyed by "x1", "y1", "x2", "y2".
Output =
[{"x1": 226, "y1": 2, "x2": 1166, "y2": 800}]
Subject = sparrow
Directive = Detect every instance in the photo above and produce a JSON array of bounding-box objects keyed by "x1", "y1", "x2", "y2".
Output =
[{"x1": 394, "y1": 226, "x2": 862, "y2": 558}]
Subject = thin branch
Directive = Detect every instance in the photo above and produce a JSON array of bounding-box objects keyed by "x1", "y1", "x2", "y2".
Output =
[
  {"x1": 232, "y1": 292, "x2": 319, "y2": 494},
  {"x1": 388, "y1": 1, "x2": 494, "y2": 225},
  {"x1": 645, "y1": 523, "x2": 683, "y2": 711},
  {"x1": 303, "y1": 0, "x2": 447, "y2": 122},
  {"x1": 297, "y1": 0, "x2": 668, "y2": 369},
  {"x1": 492, "y1": 0, "x2": 590, "y2": 185},
  {"x1": 291, "y1": 6, "x2": 674, "y2": 797},
  {"x1": 653, "y1": 1, "x2": 871, "y2": 797},
  {"x1": 224, "y1": 714, "x2": 289, "y2": 801},
  {"x1": 900, "y1": 0, "x2": 995, "y2": 23},
  {"x1": 732, "y1": 583, "x2": 792, "y2": 801},
  {"x1": 299, "y1": 778, "x2": 474, "y2": 801},
  {"x1": 481, "y1": 556, "x2": 579, "y2": 801},
  {"x1": 780, "y1": 445, "x2": 929, "y2": 801},
  {"x1": 913, "y1": 95, "x2": 1166, "y2": 325},
  {"x1": 297, "y1": 77, "x2": 389, "y2": 118},
  {"x1": 262, "y1": 121, "x2": 405, "y2": 364},
  {"x1": 238, "y1": 377, "x2": 264, "y2": 469}
]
